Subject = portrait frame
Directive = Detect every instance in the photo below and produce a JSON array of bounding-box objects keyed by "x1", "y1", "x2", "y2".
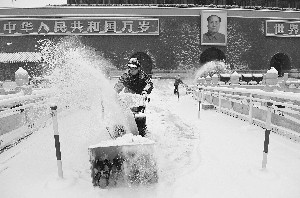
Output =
[{"x1": 201, "y1": 10, "x2": 227, "y2": 46}]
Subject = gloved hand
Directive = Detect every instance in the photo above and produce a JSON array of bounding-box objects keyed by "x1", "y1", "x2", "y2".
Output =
[
  {"x1": 142, "y1": 91, "x2": 148, "y2": 100},
  {"x1": 142, "y1": 90, "x2": 147, "y2": 95}
]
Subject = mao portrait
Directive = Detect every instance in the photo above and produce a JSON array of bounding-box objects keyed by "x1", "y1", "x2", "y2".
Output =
[{"x1": 201, "y1": 11, "x2": 227, "y2": 46}]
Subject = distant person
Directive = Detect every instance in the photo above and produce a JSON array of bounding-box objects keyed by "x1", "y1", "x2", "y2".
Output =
[
  {"x1": 203, "y1": 15, "x2": 226, "y2": 44},
  {"x1": 174, "y1": 74, "x2": 185, "y2": 95}
]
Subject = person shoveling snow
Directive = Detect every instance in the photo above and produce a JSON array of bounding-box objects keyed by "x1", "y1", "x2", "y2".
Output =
[
  {"x1": 88, "y1": 57, "x2": 157, "y2": 188},
  {"x1": 113, "y1": 57, "x2": 154, "y2": 137}
]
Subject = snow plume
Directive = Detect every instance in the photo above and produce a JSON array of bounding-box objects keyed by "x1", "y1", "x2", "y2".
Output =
[
  {"x1": 37, "y1": 36, "x2": 136, "y2": 135},
  {"x1": 194, "y1": 60, "x2": 231, "y2": 82}
]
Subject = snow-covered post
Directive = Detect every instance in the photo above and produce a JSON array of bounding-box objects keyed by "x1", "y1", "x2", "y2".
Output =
[
  {"x1": 262, "y1": 74, "x2": 266, "y2": 85},
  {"x1": 15, "y1": 67, "x2": 32, "y2": 95},
  {"x1": 248, "y1": 93, "x2": 253, "y2": 124},
  {"x1": 261, "y1": 68, "x2": 277, "y2": 169},
  {"x1": 50, "y1": 104, "x2": 63, "y2": 178},
  {"x1": 230, "y1": 71, "x2": 240, "y2": 87},
  {"x1": 0, "y1": 81, "x2": 4, "y2": 95},
  {"x1": 265, "y1": 67, "x2": 279, "y2": 92},
  {"x1": 197, "y1": 89, "x2": 201, "y2": 101},
  {"x1": 193, "y1": 88, "x2": 198, "y2": 100},
  {"x1": 198, "y1": 88, "x2": 204, "y2": 119},
  {"x1": 281, "y1": 73, "x2": 289, "y2": 91},
  {"x1": 101, "y1": 96, "x2": 104, "y2": 120},
  {"x1": 196, "y1": 77, "x2": 202, "y2": 85},
  {"x1": 218, "y1": 91, "x2": 222, "y2": 112},
  {"x1": 262, "y1": 101, "x2": 272, "y2": 170},
  {"x1": 201, "y1": 89, "x2": 205, "y2": 103},
  {"x1": 197, "y1": 94, "x2": 201, "y2": 119},
  {"x1": 205, "y1": 75, "x2": 211, "y2": 86},
  {"x1": 266, "y1": 67, "x2": 278, "y2": 84},
  {"x1": 212, "y1": 74, "x2": 219, "y2": 86},
  {"x1": 200, "y1": 77, "x2": 205, "y2": 85},
  {"x1": 15, "y1": 67, "x2": 34, "y2": 131},
  {"x1": 283, "y1": 73, "x2": 288, "y2": 82}
]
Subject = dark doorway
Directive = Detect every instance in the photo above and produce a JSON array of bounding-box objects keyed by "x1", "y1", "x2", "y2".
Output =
[
  {"x1": 200, "y1": 47, "x2": 226, "y2": 64},
  {"x1": 130, "y1": 52, "x2": 153, "y2": 76},
  {"x1": 270, "y1": 53, "x2": 291, "y2": 77}
]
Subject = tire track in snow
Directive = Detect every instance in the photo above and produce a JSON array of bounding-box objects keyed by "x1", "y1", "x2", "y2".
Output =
[{"x1": 147, "y1": 95, "x2": 200, "y2": 184}]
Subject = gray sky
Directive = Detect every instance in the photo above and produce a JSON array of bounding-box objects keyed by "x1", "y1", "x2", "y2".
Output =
[{"x1": 1, "y1": 0, "x2": 67, "y2": 8}]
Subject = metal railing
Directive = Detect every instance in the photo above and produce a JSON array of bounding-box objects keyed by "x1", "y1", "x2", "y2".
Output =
[
  {"x1": 0, "y1": 89, "x2": 56, "y2": 152},
  {"x1": 194, "y1": 85, "x2": 300, "y2": 142}
]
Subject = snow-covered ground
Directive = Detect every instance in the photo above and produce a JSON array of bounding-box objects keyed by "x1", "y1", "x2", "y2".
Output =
[{"x1": 1, "y1": 79, "x2": 300, "y2": 198}]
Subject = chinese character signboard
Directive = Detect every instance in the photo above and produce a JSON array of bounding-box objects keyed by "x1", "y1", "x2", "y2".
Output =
[
  {"x1": 201, "y1": 10, "x2": 227, "y2": 46},
  {"x1": 0, "y1": 17, "x2": 159, "y2": 36},
  {"x1": 266, "y1": 20, "x2": 300, "y2": 37}
]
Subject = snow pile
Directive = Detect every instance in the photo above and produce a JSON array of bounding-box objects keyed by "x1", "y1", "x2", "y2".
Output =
[
  {"x1": 15, "y1": 67, "x2": 28, "y2": 74},
  {"x1": 231, "y1": 71, "x2": 240, "y2": 76},
  {"x1": 116, "y1": 133, "x2": 154, "y2": 144},
  {"x1": 89, "y1": 133, "x2": 155, "y2": 148},
  {"x1": 194, "y1": 60, "x2": 231, "y2": 82},
  {"x1": 267, "y1": 67, "x2": 278, "y2": 74},
  {"x1": 253, "y1": 74, "x2": 263, "y2": 77}
]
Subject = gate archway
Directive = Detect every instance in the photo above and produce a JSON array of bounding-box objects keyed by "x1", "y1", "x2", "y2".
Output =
[
  {"x1": 270, "y1": 53, "x2": 291, "y2": 77},
  {"x1": 200, "y1": 47, "x2": 226, "y2": 64},
  {"x1": 130, "y1": 52, "x2": 153, "y2": 76}
]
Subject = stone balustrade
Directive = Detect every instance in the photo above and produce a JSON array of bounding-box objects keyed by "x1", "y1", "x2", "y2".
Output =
[
  {"x1": 1, "y1": 67, "x2": 300, "y2": 95},
  {"x1": 196, "y1": 67, "x2": 300, "y2": 93}
]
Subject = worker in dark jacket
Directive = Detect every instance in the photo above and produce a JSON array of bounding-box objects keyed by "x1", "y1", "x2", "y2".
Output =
[
  {"x1": 114, "y1": 57, "x2": 153, "y2": 137},
  {"x1": 114, "y1": 58, "x2": 153, "y2": 96}
]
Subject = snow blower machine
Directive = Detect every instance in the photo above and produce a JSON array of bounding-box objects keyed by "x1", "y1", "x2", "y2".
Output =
[{"x1": 88, "y1": 93, "x2": 158, "y2": 188}]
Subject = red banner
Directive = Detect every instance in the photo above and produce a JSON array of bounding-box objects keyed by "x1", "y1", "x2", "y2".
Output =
[
  {"x1": 266, "y1": 20, "x2": 300, "y2": 37},
  {"x1": 0, "y1": 17, "x2": 159, "y2": 36}
]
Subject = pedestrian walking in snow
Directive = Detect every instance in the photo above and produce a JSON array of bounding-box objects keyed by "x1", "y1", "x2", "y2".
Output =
[{"x1": 174, "y1": 74, "x2": 184, "y2": 95}]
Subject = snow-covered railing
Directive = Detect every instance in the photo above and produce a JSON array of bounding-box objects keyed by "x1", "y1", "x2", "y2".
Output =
[
  {"x1": 196, "y1": 67, "x2": 300, "y2": 93},
  {"x1": 0, "y1": 85, "x2": 94, "y2": 152},
  {"x1": 0, "y1": 89, "x2": 56, "y2": 152},
  {"x1": 194, "y1": 85, "x2": 300, "y2": 142}
]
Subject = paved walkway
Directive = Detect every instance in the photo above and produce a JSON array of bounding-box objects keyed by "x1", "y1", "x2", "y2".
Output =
[
  {"x1": 1, "y1": 80, "x2": 300, "y2": 198},
  {"x1": 148, "y1": 83, "x2": 300, "y2": 198}
]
